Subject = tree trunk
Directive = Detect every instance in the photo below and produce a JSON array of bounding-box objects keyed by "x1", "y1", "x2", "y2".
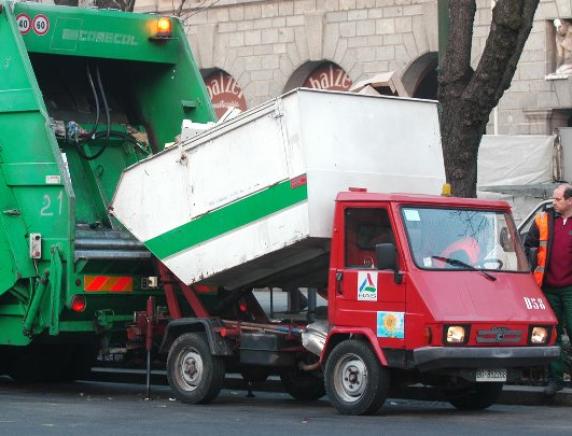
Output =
[{"x1": 438, "y1": 0, "x2": 539, "y2": 197}]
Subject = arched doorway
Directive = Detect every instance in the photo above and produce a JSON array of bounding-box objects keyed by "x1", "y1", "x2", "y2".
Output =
[
  {"x1": 400, "y1": 52, "x2": 438, "y2": 99},
  {"x1": 284, "y1": 61, "x2": 352, "y2": 92},
  {"x1": 202, "y1": 69, "x2": 248, "y2": 119}
]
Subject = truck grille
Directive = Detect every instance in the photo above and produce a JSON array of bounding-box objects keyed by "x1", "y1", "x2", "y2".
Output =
[{"x1": 476, "y1": 327, "x2": 522, "y2": 344}]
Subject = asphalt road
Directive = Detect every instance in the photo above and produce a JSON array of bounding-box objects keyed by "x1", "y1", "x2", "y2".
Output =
[{"x1": 0, "y1": 376, "x2": 570, "y2": 436}]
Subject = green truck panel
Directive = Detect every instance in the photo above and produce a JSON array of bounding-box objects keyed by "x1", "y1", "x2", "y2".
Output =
[{"x1": 0, "y1": 0, "x2": 216, "y2": 363}]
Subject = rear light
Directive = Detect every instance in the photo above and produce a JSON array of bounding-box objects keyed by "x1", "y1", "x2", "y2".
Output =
[{"x1": 70, "y1": 295, "x2": 86, "y2": 313}]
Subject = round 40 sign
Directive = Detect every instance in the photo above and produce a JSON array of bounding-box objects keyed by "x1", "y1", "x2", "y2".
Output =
[{"x1": 16, "y1": 13, "x2": 31, "y2": 35}]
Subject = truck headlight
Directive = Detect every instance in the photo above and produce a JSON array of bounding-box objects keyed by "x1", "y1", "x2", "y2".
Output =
[
  {"x1": 446, "y1": 325, "x2": 467, "y2": 344},
  {"x1": 530, "y1": 326, "x2": 548, "y2": 344}
]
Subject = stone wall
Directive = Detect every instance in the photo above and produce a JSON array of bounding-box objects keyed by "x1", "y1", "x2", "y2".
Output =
[{"x1": 130, "y1": 0, "x2": 572, "y2": 134}]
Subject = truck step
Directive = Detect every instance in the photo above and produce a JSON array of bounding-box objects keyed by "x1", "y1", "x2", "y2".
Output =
[{"x1": 74, "y1": 228, "x2": 151, "y2": 261}]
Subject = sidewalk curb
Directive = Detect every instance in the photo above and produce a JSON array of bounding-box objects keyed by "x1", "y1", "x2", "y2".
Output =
[{"x1": 499, "y1": 385, "x2": 572, "y2": 407}]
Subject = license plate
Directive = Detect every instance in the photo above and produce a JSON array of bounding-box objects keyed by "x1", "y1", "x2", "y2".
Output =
[{"x1": 476, "y1": 368, "x2": 507, "y2": 382}]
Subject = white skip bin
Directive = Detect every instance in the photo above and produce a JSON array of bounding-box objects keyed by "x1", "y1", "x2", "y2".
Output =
[{"x1": 111, "y1": 89, "x2": 445, "y2": 289}]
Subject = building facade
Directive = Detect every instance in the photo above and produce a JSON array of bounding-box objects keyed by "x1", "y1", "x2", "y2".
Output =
[{"x1": 126, "y1": 0, "x2": 572, "y2": 134}]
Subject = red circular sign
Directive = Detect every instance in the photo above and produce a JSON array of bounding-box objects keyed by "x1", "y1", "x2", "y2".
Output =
[
  {"x1": 204, "y1": 71, "x2": 247, "y2": 119},
  {"x1": 32, "y1": 14, "x2": 50, "y2": 36},
  {"x1": 303, "y1": 63, "x2": 352, "y2": 91},
  {"x1": 16, "y1": 13, "x2": 31, "y2": 35}
]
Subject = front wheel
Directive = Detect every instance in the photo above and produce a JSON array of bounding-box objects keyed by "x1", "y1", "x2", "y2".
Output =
[
  {"x1": 325, "y1": 340, "x2": 389, "y2": 415},
  {"x1": 447, "y1": 382, "x2": 504, "y2": 410},
  {"x1": 166, "y1": 333, "x2": 225, "y2": 404}
]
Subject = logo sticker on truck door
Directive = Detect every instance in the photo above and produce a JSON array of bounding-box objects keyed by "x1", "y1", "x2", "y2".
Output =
[
  {"x1": 377, "y1": 311, "x2": 404, "y2": 338},
  {"x1": 357, "y1": 271, "x2": 378, "y2": 301}
]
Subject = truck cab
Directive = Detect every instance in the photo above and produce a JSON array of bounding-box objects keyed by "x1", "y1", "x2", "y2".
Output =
[{"x1": 322, "y1": 192, "x2": 559, "y2": 414}]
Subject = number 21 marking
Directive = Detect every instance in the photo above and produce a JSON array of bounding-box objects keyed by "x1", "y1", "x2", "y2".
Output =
[{"x1": 40, "y1": 191, "x2": 63, "y2": 216}]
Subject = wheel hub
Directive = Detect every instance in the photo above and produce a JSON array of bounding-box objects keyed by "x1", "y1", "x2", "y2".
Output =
[
  {"x1": 179, "y1": 349, "x2": 203, "y2": 391},
  {"x1": 334, "y1": 353, "x2": 368, "y2": 402}
]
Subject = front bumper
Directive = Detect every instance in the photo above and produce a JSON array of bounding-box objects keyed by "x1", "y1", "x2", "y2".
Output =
[{"x1": 413, "y1": 345, "x2": 560, "y2": 371}]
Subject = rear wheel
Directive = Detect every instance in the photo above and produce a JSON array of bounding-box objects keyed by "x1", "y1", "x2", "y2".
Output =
[
  {"x1": 447, "y1": 382, "x2": 504, "y2": 410},
  {"x1": 325, "y1": 340, "x2": 389, "y2": 415},
  {"x1": 167, "y1": 333, "x2": 225, "y2": 404}
]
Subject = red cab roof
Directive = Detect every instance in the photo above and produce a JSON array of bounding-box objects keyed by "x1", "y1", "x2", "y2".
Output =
[{"x1": 335, "y1": 191, "x2": 512, "y2": 211}]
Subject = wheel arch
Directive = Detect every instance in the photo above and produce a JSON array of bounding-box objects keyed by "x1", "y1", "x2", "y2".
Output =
[
  {"x1": 159, "y1": 318, "x2": 232, "y2": 356},
  {"x1": 321, "y1": 327, "x2": 388, "y2": 366}
]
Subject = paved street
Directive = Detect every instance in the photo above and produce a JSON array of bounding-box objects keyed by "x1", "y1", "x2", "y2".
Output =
[{"x1": 0, "y1": 376, "x2": 570, "y2": 436}]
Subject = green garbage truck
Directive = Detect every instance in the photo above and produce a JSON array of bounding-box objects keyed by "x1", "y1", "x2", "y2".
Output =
[{"x1": 0, "y1": 1, "x2": 215, "y2": 381}]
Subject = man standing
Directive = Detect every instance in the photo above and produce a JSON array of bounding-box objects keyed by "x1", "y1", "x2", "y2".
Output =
[{"x1": 525, "y1": 184, "x2": 572, "y2": 396}]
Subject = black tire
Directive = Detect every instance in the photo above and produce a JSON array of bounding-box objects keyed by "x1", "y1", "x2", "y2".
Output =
[
  {"x1": 280, "y1": 367, "x2": 325, "y2": 401},
  {"x1": 7, "y1": 344, "x2": 68, "y2": 383},
  {"x1": 166, "y1": 333, "x2": 225, "y2": 404},
  {"x1": 324, "y1": 340, "x2": 389, "y2": 415},
  {"x1": 447, "y1": 382, "x2": 504, "y2": 411}
]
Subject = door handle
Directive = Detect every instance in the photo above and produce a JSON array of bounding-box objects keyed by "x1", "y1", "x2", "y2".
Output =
[{"x1": 335, "y1": 271, "x2": 343, "y2": 294}]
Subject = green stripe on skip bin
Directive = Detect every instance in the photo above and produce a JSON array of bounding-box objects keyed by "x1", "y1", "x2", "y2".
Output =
[{"x1": 145, "y1": 180, "x2": 308, "y2": 259}]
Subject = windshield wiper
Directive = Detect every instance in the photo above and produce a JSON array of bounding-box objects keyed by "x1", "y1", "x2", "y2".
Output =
[{"x1": 431, "y1": 256, "x2": 497, "y2": 281}]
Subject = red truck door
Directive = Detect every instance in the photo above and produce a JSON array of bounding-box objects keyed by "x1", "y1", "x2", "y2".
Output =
[{"x1": 333, "y1": 205, "x2": 406, "y2": 346}]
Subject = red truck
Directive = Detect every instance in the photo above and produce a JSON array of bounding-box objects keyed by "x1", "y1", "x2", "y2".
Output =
[
  {"x1": 146, "y1": 191, "x2": 559, "y2": 415},
  {"x1": 111, "y1": 90, "x2": 558, "y2": 414}
]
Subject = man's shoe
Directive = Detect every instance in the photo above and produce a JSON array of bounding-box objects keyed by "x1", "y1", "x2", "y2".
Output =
[{"x1": 544, "y1": 380, "x2": 564, "y2": 397}]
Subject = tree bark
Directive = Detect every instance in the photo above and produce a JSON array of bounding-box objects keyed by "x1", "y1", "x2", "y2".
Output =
[{"x1": 438, "y1": 0, "x2": 539, "y2": 197}]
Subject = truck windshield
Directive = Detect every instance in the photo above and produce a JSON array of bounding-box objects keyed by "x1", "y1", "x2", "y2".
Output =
[{"x1": 401, "y1": 207, "x2": 529, "y2": 272}]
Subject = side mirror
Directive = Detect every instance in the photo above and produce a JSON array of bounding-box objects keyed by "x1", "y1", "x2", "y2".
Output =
[
  {"x1": 500, "y1": 227, "x2": 515, "y2": 252},
  {"x1": 376, "y1": 242, "x2": 397, "y2": 270},
  {"x1": 376, "y1": 243, "x2": 403, "y2": 284}
]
